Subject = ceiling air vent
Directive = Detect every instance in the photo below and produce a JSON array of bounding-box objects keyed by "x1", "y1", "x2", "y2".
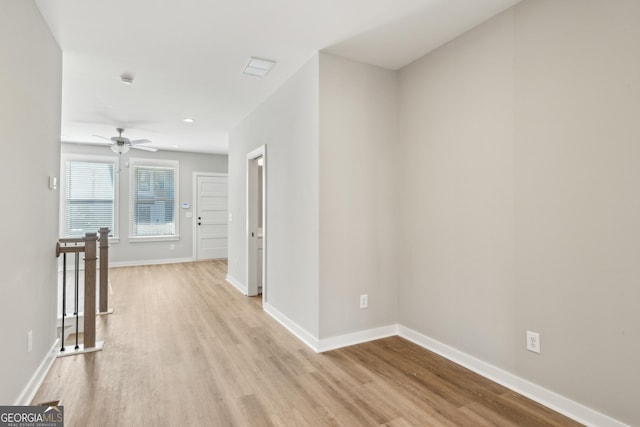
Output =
[{"x1": 243, "y1": 57, "x2": 275, "y2": 77}]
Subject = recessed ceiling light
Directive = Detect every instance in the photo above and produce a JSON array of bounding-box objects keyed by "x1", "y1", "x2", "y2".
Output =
[
  {"x1": 172, "y1": 145, "x2": 180, "y2": 148},
  {"x1": 120, "y1": 74, "x2": 134, "y2": 85},
  {"x1": 243, "y1": 57, "x2": 276, "y2": 77},
  {"x1": 183, "y1": 118, "x2": 195, "y2": 123}
]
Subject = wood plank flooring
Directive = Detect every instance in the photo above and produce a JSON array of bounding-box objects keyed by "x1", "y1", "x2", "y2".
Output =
[{"x1": 33, "y1": 260, "x2": 582, "y2": 426}]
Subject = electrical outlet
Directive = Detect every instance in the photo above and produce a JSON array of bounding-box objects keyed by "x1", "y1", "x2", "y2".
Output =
[
  {"x1": 27, "y1": 330, "x2": 33, "y2": 353},
  {"x1": 169, "y1": 244, "x2": 175, "y2": 250},
  {"x1": 360, "y1": 294, "x2": 368, "y2": 309},
  {"x1": 526, "y1": 331, "x2": 540, "y2": 353}
]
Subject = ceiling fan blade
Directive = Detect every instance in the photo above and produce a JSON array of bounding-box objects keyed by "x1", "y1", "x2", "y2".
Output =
[
  {"x1": 131, "y1": 145, "x2": 158, "y2": 152},
  {"x1": 92, "y1": 134, "x2": 110, "y2": 141},
  {"x1": 129, "y1": 139, "x2": 152, "y2": 145}
]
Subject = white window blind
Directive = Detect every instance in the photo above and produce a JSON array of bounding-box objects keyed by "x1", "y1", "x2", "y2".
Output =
[
  {"x1": 63, "y1": 160, "x2": 116, "y2": 237},
  {"x1": 131, "y1": 162, "x2": 177, "y2": 238}
]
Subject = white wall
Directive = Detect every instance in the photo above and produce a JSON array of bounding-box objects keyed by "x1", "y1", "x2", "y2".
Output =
[
  {"x1": 513, "y1": 1, "x2": 640, "y2": 424},
  {"x1": 397, "y1": 1, "x2": 640, "y2": 425},
  {"x1": 61, "y1": 143, "x2": 227, "y2": 264},
  {"x1": 319, "y1": 53, "x2": 398, "y2": 339},
  {"x1": 228, "y1": 56, "x2": 320, "y2": 337},
  {"x1": 398, "y1": 6, "x2": 517, "y2": 374},
  {"x1": 0, "y1": 0, "x2": 62, "y2": 404}
]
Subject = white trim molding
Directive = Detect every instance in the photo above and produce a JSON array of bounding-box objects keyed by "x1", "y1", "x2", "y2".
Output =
[
  {"x1": 14, "y1": 339, "x2": 60, "y2": 405},
  {"x1": 262, "y1": 302, "x2": 398, "y2": 354},
  {"x1": 219, "y1": 276, "x2": 629, "y2": 426},
  {"x1": 317, "y1": 325, "x2": 398, "y2": 353},
  {"x1": 225, "y1": 274, "x2": 247, "y2": 295},
  {"x1": 244, "y1": 309, "x2": 630, "y2": 427},
  {"x1": 246, "y1": 145, "x2": 266, "y2": 299},
  {"x1": 263, "y1": 302, "x2": 319, "y2": 352},
  {"x1": 109, "y1": 257, "x2": 193, "y2": 268},
  {"x1": 397, "y1": 326, "x2": 630, "y2": 427}
]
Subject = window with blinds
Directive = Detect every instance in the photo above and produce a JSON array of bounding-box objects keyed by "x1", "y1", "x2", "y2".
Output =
[
  {"x1": 130, "y1": 160, "x2": 178, "y2": 239},
  {"x1": 63, "y1": 159, "x2": 116, "y2": 237}
]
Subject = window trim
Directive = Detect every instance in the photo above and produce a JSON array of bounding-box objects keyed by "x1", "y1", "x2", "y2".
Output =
[
  {"x1": 128, "y1": 158, "x2": 179, "y2": 243},
  {"x1": 60, "y1": 153, "x2": 120, "y2": 243}
]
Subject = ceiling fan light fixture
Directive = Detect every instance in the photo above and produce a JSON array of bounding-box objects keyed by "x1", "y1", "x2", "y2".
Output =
[
  {"x1": 111, "y1": 144, "x2": 130, "y2": 154},
  {"x1": 243, "y1": 57, "x2": 275, "y2": 77}
]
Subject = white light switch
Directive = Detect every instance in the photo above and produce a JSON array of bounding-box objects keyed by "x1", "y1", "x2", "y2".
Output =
[{"x1": 185, "y1": 212, "x2": 192, "y2": 218}]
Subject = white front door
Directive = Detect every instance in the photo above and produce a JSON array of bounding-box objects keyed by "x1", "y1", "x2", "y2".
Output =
[{"x1": 196, "y1": 174, "x2": 228, "y2": 260}]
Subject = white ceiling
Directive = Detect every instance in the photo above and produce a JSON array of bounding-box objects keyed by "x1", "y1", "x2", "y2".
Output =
[{"x1": 35, "y1": 0, "x2": 521, "y2": 154}]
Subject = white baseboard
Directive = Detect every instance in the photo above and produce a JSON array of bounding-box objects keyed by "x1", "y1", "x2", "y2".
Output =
[
  {"x1": 262, "y1": 303, "x2": 398, "y2": 354},
  {"x1": 317, "y1": 324, "x2": 398, "y2": 352},
  {"x1": 262, "y1": 303, "x2": 399, "y2": 354},
  {"x1": 108, "y1": 261, "x2": 624, "y2": 427},
  {"x1": 397, "y1": 326, "x2": 629, "y2": 427},
  {"x1": 225, "y1": 274, "x2": 247, "y2": 295},
  {"x1": 59, "y1": 257, "x2": 196, "y2": 271},
  {"x1": 14, "y1": 339, "x2": 60, "y2": 406},
  {"x1": 263, "y1": 302, "x2": 319, "y2": 351},
  {"x1": 109, "y1": 257, "x2": 193, "y2": 268},
  {"x1": 252, "y1": 311, "x2": 629, "y2": 427}
]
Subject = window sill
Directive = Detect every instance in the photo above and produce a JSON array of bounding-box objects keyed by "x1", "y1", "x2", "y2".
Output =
[{"x1": 128, "y1": 235, "x2": 180, "y2": 243}]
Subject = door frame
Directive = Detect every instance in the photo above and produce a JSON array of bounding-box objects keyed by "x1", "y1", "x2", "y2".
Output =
[
  {"x1": 192, "y1": 171, "x2": 228, "y2": 261},
  {"x1": 246, "y1": 146, "x2": 267, "y2": 301}
]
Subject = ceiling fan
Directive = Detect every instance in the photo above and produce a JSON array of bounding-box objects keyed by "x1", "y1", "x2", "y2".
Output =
[{"x1": 94, "y1": 128, "x2": 157, "y2": 154}]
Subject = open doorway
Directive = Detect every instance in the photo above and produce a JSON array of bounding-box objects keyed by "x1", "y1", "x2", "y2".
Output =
[{"x1": 247, "y1": 146, "x2": 266, "y2": 302}]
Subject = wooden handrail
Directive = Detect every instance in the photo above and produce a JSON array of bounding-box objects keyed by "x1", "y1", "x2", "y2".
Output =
[
  {"x1": 56, "y1": 243, "x2": 85, "y2": 256},
  {"x1": 58, "y1": 237, "x2": 85, "y2": 244}
]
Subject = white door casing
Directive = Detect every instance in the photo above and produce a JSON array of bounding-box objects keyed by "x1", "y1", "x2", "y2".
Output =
[{"x1": 246, "y1": 146, "x2": 266, "y2": 300}]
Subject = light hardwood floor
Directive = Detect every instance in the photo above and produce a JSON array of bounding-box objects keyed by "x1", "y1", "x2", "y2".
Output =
[{"x1": 34, "y1": 261, "x2": 582, "y2": 426}]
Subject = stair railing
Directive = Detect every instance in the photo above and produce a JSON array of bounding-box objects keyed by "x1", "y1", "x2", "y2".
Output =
[{"x1": 55, "y1": 228, "x2": 110, "y2": 355}]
